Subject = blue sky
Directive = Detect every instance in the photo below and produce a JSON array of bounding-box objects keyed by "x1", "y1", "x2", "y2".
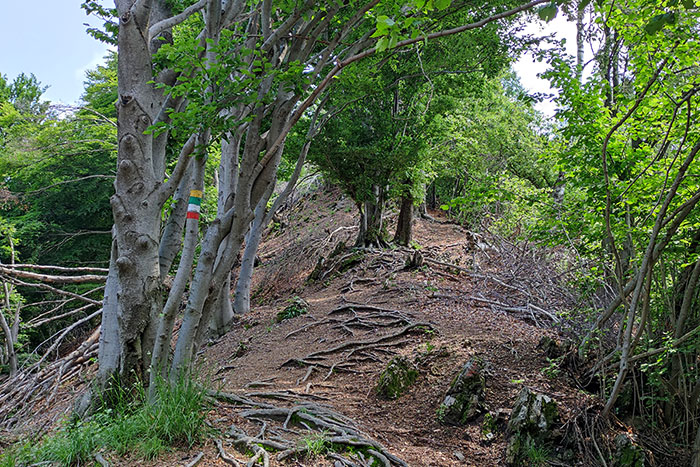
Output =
[
  {"x1": 0, "y1": 3, "x2": 573, "y2": 115},
  {"x1": 0, "y1": 1, "x2": 111, "y2": 105}
]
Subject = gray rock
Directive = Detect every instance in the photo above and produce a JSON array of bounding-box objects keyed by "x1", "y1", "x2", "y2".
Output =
[
  {"x1": 614, "y1": 433, "x2": 645, "y2": 466},
  {"x1": 375, "y1": 356, "x2": 418, "y2": 399},
  {"x1": 505, "y1": 387, "x2": 560, "y2": 466},
  {"x1": 437, "y1": 358, "x2": 485, "y2": 425}
]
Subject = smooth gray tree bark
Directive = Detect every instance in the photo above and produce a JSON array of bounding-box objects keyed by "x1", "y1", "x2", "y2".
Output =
[{"x1": 93, "y1": 0, "x2": 553, "y2": 401}]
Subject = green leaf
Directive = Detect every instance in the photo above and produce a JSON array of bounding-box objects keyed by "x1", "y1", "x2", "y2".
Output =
[
  {"x1": 434, "y1": 0, "x2": 451, "y2": 10},
  {"x1": 377, "y1": 15, "x2": 395, "y2": 27},
  {"x1": 538, "y1": 4, "x2": 558, "y2": 22},
  {"x1": 644, "y1": 12, "x2": 675, "y2": 35}
]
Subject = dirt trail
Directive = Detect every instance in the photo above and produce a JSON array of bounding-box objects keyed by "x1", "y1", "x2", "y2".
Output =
[
  {"x1": 193, "y1": 188, "x2": 588, "y2": 466},
  {"x1": 0, "y1": 188, "x2": 588, "y2": 466}
]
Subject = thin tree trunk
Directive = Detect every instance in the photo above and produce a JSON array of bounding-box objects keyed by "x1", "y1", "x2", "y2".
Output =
[
  {"x1": 149, "y1": 158, "x2": 204, "y2": 392},
  {"x1": 394, "y1": 193, "x2": 414, "y2": 246},
  {"x1": 356, "y1": 185, "x2": 386, "y2": 248},
  {"x1": 0, "y1": 304, "x2": 17, "y2": 378},
  {"x1": 576, "y1": 1, "x2": 585, "y2": 74},
  {"x1": 233, "y1": 197, "x2": 269, "y2": 316},
  {"x1": 159, "y1": 164, "x2": 193, "y2": 280}
]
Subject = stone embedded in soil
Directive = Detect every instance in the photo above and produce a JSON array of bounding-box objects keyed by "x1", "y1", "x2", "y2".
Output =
[
  {"x1": 375, "y1": 356, "x2": 419, "y2": 399},
  {"x1": 614, "y1": 433, "x2": 646, "y2": 467},
  {"x1": 437, "y1": 357, "x2": 485, "y2": 425},
  {"x1": 505, "y1": 387, "x2": 560, "y2": 466}
]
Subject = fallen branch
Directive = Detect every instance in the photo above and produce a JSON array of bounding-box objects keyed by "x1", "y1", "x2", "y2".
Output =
[
  {"x1": 0, "y1": 265, "x2": 107, "y2": 284},
  {"x1": 185, "y1": 451, "x2": 204, "y2": 467}
]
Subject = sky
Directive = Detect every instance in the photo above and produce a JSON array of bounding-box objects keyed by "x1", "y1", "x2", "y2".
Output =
[
  {"x1": 512, "y1": 15, "x2": 579, "y2": 117},
  {"x1": 0, "y1": 3, "x2": 576, "y2": 114},
  {"x1": 0, "y1": 1, "x2": 112, "y2": 105}
]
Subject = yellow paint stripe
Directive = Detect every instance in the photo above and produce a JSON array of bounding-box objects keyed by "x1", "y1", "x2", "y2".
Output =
[{"x1": 190, "y1": 190, "x2": 203, "y2": 198}]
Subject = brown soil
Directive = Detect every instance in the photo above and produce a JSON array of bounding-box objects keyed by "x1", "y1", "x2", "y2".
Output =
[
  {"x1": 189, "y1": 187, "x2": 592, "y2": 466},
  {"x1": 2, "y1": 187, "x2": 596, "y2": 466}
]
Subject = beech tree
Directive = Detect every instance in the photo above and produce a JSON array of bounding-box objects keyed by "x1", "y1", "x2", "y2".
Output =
[
  {"x1": 308, "y1": 20, "x2": 514, "y2": 247},
  {"x1": 82, "y1": 0, "x2": 553, "y2": 406}
]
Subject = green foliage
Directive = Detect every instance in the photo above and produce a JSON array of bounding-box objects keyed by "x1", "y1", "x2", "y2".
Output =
[
  {"x1": 0, "y1": 374, "x2": 210, "y2": 466},
  {"x1": 311, "y1": 10, "x2": 516, "y2": 238},
  {"x1": 0, "y1": 55, "x2": 116, "y2": 266},
  {"x1": 431, "y1": 73, "x2": 554, "y2": 231},
  {"x1": 275, "y1": 296, "x2": 309, "y2": 322},
  {"x1": 525, "y1": 442, "x2": 552, "y2": 467},
  {"x1": 300, "y1": 431, "x2": 331, "y2": 457}
]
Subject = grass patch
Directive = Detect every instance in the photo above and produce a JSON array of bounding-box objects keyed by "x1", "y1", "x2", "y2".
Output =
[
  {"x1": 276, "y1": 296, "x2": 309, "y2": 322},
  {"x1": 300, "y1": 431, "x2": 331, "y2": 457},
  {"x1": 0, "y1": 373, "x2": 210, "y2": 466}
]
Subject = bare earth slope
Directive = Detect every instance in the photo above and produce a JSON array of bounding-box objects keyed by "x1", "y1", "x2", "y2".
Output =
[
  {"x1": 0, "y1": 187, "x2": 591, "y2": 466},
  {"x1": 191, "y1": 188, "x2": 589, "y2": 466}
]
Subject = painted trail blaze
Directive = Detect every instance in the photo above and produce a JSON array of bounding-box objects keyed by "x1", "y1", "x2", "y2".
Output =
[{"x1": 187, "y1": 190, "x2": 202, "y2": 220}]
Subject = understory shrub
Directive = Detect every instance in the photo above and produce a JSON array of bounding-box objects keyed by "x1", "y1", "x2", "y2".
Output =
[{"x1": 0, "y1": 373, "x2": 210, "y2": 466}]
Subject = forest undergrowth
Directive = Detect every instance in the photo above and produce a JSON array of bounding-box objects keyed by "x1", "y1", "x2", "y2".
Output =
[{"x1": 2, "y1": 187, "x2": 690, "y2": 466}]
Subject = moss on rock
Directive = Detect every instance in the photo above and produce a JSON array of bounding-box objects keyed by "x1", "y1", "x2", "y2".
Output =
[
  {"x1": 437, "y1": 358, "x2": 485, "y2": 426},
  {"x1": 505, "y1": 387, "x2": 560, "y2": 466},
  {"x1": 375, "y1": 356, "x2": 419, "y2": 399}
]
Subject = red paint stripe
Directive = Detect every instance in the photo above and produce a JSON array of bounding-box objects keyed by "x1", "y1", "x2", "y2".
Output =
[{"x1": 186, "y1": 211, "x2": 200, "y2": 220}]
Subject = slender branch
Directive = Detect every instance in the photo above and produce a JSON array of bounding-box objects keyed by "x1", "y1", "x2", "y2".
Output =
[
  {"x1": 254, "y1": 0, "x2": 550, "y2": 179},
  {"x1": 0, "y1": 266, "x2": 107, "y2": 284},
  {"x1": 1, "y1": 276, "x2": 103, "y2": 306},
  {"x1": 1, "y1": 264, "x2": 109, "y2": 273},
  {"x1": 148, "y1": 0, "x2": 207, "y2": 43},
  {"x1": 17, "y1": 175, "x2": 115, "y2": 196},
  {"x1": 156, "y1": 133, "x2": 197, "y2": 205}
]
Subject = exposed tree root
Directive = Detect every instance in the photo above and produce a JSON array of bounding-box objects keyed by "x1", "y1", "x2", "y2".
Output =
[
  {"x1": 283, "y1": 304, "x2": 434, "y2": 383},
  {"x1": 210, "y1": 390, "x2": 408, "y2": 466},
  {"x1": 185, "y1": 451, "x2": 204, "y2": 467}
]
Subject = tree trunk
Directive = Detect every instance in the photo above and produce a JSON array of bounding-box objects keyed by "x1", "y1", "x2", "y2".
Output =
[
  {"x1": 97, "y1": 0, "x2": 180, "y2": 393},
  {"x1": 234, "y1": 202, "x2": 268, "y2": 316},
  {"x1": 427, "y1": 182, "x2": 437, "y2": 210},
  {"x1": 576, "y1": 1, "x2": 585, "y2": 74},
  {"x1": 356, "y1": 186, "x2": 387, "y2": 248},
  {"x1": 394, "y1": 194, "x2": 414, "y2": 246},
  {"x1": 210, "y1": 273, "x2": 234, "y2": 336},
  {"x1": 0, "y1": 306, "x2": 17, "y2": 378}
]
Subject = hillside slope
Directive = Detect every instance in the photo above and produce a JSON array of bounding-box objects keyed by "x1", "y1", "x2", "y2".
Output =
[
  {"x1": 194, "y1": 187, "x2": 590, "y2": 466},
  {"x1": 0, "y1": 187, "x2": 597, "y2": 466}
]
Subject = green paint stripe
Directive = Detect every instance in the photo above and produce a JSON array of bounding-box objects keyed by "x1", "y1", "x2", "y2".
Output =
[{"x1": 188, "y1": 196, "x2": 202, "y2": 206}]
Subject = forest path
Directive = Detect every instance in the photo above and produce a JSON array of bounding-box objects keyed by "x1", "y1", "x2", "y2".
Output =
[{"x1": 189, "y1": 188, "x2": 586, "y2": 467}]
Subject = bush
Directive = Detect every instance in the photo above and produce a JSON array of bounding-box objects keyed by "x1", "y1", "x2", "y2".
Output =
[{"x1": 0, "y1": 374, "x2": 210, "y2": 466}]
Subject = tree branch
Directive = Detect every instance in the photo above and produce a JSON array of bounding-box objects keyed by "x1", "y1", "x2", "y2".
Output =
[
  {"x1": 0, "y1": 266, "x2": 107, "y2": 284},
  {"x1": 148, "y1": 0, "x2": 207, "y2": 43}
]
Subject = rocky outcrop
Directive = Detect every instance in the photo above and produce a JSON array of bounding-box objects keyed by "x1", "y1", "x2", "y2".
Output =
[
  {"x1": 437, "y1": 358, "x2": 485, "y2": 425},
  {"x1": 375, "y1": 356, "x2": 419, "y2": 399},
  {"x1": 505, "y1": 387, "x2": 560, "y2": 466}
]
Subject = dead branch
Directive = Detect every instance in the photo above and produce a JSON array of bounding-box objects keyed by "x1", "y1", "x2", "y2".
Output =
[
  {"x1": 0, "y1": 327, "x2": 100, "y2": 429},
  {"x1": 185, "y1": 451, "x2": 204, "y2": 467},
  {"x1": 0, "y1": 265, "x2": 107, "y2": 284},
  {"x1": 216, "y1": 439, "x2": 242, "y2": 466},
  {"x1": 1, "y1": 276, "x2": 102, "y2": 306},
  {"x1": 2, "y1": 264, "x2": 109, "y2": 273}
]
